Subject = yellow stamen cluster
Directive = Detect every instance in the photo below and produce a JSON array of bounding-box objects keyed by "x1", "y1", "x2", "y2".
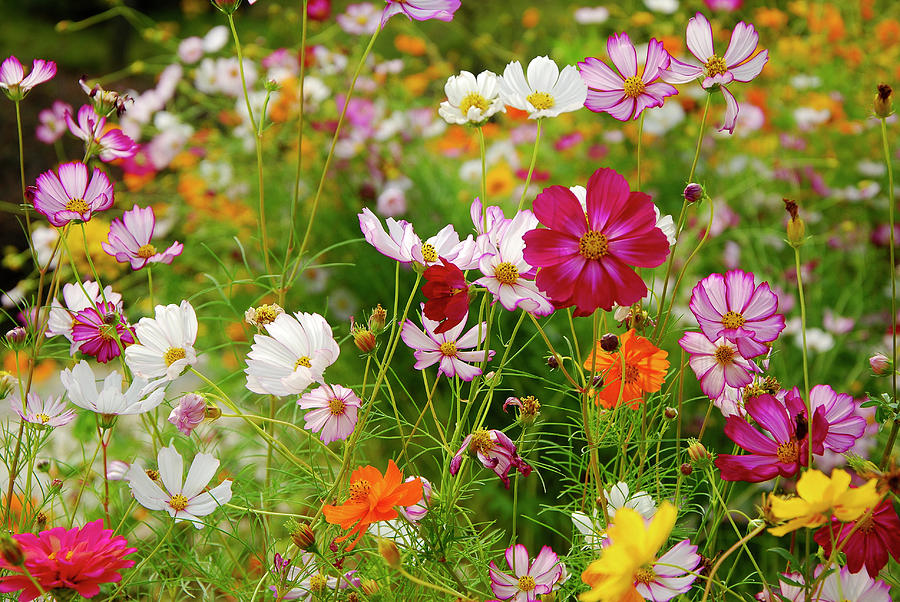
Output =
[
  {"x1": 440, "y1": 341, "x2": 458, "y2": 357},
  {"x1": 517, "y1": 575, "x2": 536, "y2": 592},
  {"x1": 65, "y1": 198, "x2": 89, "y2": 214},
  {"x1": 169, "y1": 494, "x2": 189, "y2": 511},
  {"x1": 623, "y1": 76, "x2": 646, "y2": 98},
  {"x1": 721, "y1": 311, "x2": 746, "y2": 330},
  {"x1": 494, "y1": 262, "x2": 520, "y2": 285},
  {"x1": 459, "y1": 92, "x2": 490, "y2": 115},
  {"x1": 714, "y1": 345, "x2": 734, "y2": 365},
  {"x1": 295, "y1": 356, "x2": 312, "y2": 369},
  {"x1": 526, "y1": 91, "x2": 555, "y2": 110},
  {"x1": 136, "y1": 244, "x2": 157, "y2": 259},
  {"x1": 705, "y1": 54, "x2": 728, "y2": 77},
  {"x1": 469, "y1": 429, "x2": 495, "y2": 455},
  {"x1": 328, "y1": 397, "x2": 346, "y2": 416},
  {"x1": 163, "y1": 347, "x2": 187, "y2": 366},
  {"x1": 421, "y1": 242, "x2": 438, "y2": 263},
  {"x1": 579, "y1": 231, "x2": 609, "y2": 260}
]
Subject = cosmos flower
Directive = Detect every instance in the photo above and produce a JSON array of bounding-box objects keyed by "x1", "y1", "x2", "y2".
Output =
[
  {"x1": 337, "y1": 3, "x2": 381, "y2": 35},
  {"x1": 60, "y1": 361, "x2": 165, "y2": 416},
  {"x1": 782, "y1": 385, "x2": 866, "y2": 453},
  {"x1": 297, "y1": 384, "x2": 361, "y2": 444},
  {"x1": 582, "y1": 329, "x2": 669, "y2": 409},
  {"x1": 36, "y1": 100, "x2": 72, "y2": 144},
  {"x1": 777, "y1": 566, "x2": 892, "y2": 602},
  {"x1": 101, "y1": 205, "x2": 184, "y2": 270},
  {"x1": 422, "y1": 258, "x2": 470, "y2": 334},
  {"x1": 0, "y1": 55, "x2": 56, "y2": 101},
  {"x1": 125, "y1": 445, "x2": 233, "y2": 529},
  {"x1": 449, "y1": 428, "x2": 532, "y2": 488},
  {"x1": 489, "y1": 544, "x2": 565, "y2": 602},
  {"x1": 380, "y1": 0, "x2": 461, "y2": 28},
  {"x1": 124, "y1": 301, "x2": 198, "y2": 383},
  {"x1": 439, "y1": 70, "x2": 505, "y2": 125},
  {"x1": 9, "y1": 391, "x2": 75, "y2": 427},
  {"x1": 400, "y1": 306, "x2": 494, "y2": 381},
  {"x1": 579, "y1": 34, "x2": 678, "y2": 121},
  {"x1": 71, "y1": 302, "x2": 135, "y2": 364},
  {"x1": 46, "y1": 281, "x2": 122, "y2": 355},
  {"x1": 358, "y1": 207, "x2": 477, "y2": 269},
  {"x1": 167, "y1": 393, "x2": 207, "y2": 436},
  {"x1": 814, "y1": 500, "x2": 900, "y2": 578},
  {"x1": 30, "y1": 162, "x2": 114, "y2": 227},
  {"x1": 269, "y1": 553, "x2": 360, "y2": 602},
  {"x1": 679, "y1": 331, "x2": 756, "y2": 400},
  {"x1": 66, "y1": 104, "x2": 138, "y2": 162},
  {"x1": 499, "y1": 56, "x2": 588, "y2": 119}
]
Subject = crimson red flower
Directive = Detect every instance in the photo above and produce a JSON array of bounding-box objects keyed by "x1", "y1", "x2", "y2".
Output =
[
  {"x1": 422, "y1": 257, "x2": 470, "y2": 334},
  {"x1": 0, "y1": 519, "x2": 136, "y2": 601},
  {"x1": 813, "y1": 500, "x2": 900, "y2": 577}
]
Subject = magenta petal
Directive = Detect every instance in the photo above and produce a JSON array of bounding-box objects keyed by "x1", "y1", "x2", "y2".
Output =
[
  {"x1": 531, "y1": 185, "x2": 588, "y2": 237},
  {"x1": 584, "y1": 168, "x2": 631, "y2": 233},
  {"x1": 716, "y1": 453, "x2": 781, "y2": 482},
  {"x1": 600, "y1": 256, "x2": 648, "y2": 308},
  {"x1": 578, "y1": 56, "x2": 625, "y2": 90},
  {"x1": 606, "y1": 32, "x2": 637, "y2": 77},
  {"x1": 744, "y1": 394, "x2": 792, "y2": 442},
  {"x1": 723, "y1": 415, "x2": 777, "y2": 454},
  {"x1": 522, "y1": 228, "x2": 580, "y2": 267}
]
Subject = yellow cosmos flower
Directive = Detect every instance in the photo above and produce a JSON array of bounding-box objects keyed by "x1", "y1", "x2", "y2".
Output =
[
  {"x1": 580, "y1": 502, "x2": 676, "y2": 602},
  {"x1": 767, "y1": 469, "x2": 882, "y2": 536}
]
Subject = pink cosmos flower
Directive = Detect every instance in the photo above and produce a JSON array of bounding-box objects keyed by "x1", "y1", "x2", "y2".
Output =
[
  {"x1": 715, "y1": 393, "x2": 826, "y2": 482},
  {"x1": 358, "y1": 207, "x2": 478, "y2": 269},
  {"x1": 36, "y1": 100, "x2": 72, "y2": 144},
  {"x1": 579, "y1": 34, "x2": 678, "y2": 121},
  {"x1": 689, "y1": 270, "x2": 785, "y2": 359},
  {"x1": 400, "y1": 305, "x2": 494, "y2": 381},
  {"x1": 399, "y1": 476, "x2": 432, "y2": 522},
  {"x1": 66, "y1": 104, "x2": 138, "y2": 162},
  {"x1": 782, "y1": 385, "x2": 866, "y2": 454},
  {"x1": 704, "y1": 0, "x2": 743, "y2": 12},
  {"x1": 9, "y1": 391, "x2": 75, "y2": 427},
  {"x1": 777, "y1": 565, "x2": 891, "y2": 602},
  {"x1": 450, "y1": 428, "x2": 532, "y2": 488},
  {"x1": 488, "y1": 544, "x2": 564, "y2": 601},
  {"x1": 71, "y1": 302, "x2": 135, "y2": 363},
  {"x1": 662, "y1": 13, "x2": 768, "y2": 133},
  {"x1": 631, "y1": 539, "x2": 702, "y2": 601},
  {"x1": 30, "y1": 162, "x2": 114, "y2": 227},
  {"x1": 168, "y1": 393, "x2": 207, "y2": 436},
  {"x1": 101, "y1": 204, "x2": 184, "y2": 270},
  {"x1": 0, "y1": 56, "x2": 56, "y2": 101},
  {"x1": 522, "y1": 168, "x2": 669, "y2": 316},
  {"x1": 46, "y1": 281, "x2": 122, "y2": 354},
  {"x1": 679, "y1": 331, "x2": 756, "y2": 400},
  {"x1": 297, "y1": 383, "x2": 361, "y2": 444},
  {"x1": 381, "y1": 0, "x2": 461, "y2": 28},
  {"x1": 338, "y1": 3, "x2": 381, "y2": 35},
  {"x1": 0, "y1": 520, "x2": 135, "y2": 602}
]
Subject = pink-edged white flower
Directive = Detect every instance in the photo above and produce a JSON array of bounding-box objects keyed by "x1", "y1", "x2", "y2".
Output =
[
  {"x1": 411, "y1": 224, "x2": 478, "y2": 269},
  {"x1": 777, "y1": 565, "x2": 891, "y2": 602},
  {"x1": 106, "y1": 460, "x2": 130, "y2": 481},
  {"x1": 381, "y1": 0, "x2": 461, "y2": 28},
  {"x1": 125, "y1": 445, "x2": 232, "y2": 529},
  {"x1": 398, "y1": 476, "x2": 432, "y2": 522},
  {"x1": 662, "y1": 13, "x2": 768, "y2": 133},
  {"x1": 66, "y1": 104, "x2": 137, "y2": 162},
  {"x1": 245, "y1": 312, "x2": 340, "y2": 396},
  {"x1": 449, "y1": 428, "x2": 532, "y2": 488},
  {"x1": 9, "y1": 391, "x2": 75, "y2": 427},
  {"x1": 46, "y1": 281, "x2": 122, "y2": 354},
  {"x1": 489, "y1": 544, "x2": 565, "y2": 602},
  {"x1": 400, "y1": 305, "x2": 494, "y2": 381},
  {"x1": 168, "y1": 393, "x2": 207, "y2": 436},
  {"x1": 36, "y1": 101, "x2": 72, "y2": 144},
  {"x1": 359, "y1": 207, "x2": 478, "y2": 269},
  {"x1": 29, "y1": 162, "x2": 114, "y2": 227},
  {"x1": 124, "y1": 301, "x2": 198, "y2": 382},
  {"x1": 101, "y1": 204, "x2": 184, "y2": 270},
  {"x1": 269, "y1": 552, "x2": 360, "y2": 602},
  {"x1": 579, "y1": 34, "x2": 678, "y2": 121},
  {"x1": 635, "y1": 539, "x2": 703, "y2": 601},
  {"x1": 475, "y1": 209, "x2": 554, "y2": 316},
  {"x1": 0, "y1": 56, "x2": 56, "y2": 101},
  {"x1": 679, "y1": 331, "x2": 756, "y2": 400},
  {"x1": 337, "y1": 3, "x2": 381, "y2": 35},
  {"x1": 60, "y1": 361, "x2": 165, "y2": 416},
  {"x1": 782, "y1": 385, "x2": 866, "y2": 454},
  {"x1": 499, "y1": 56, "x2": 588, "y2": 119},
  {"x1": 439, "y1": 70, "x2": 505, "y2": 125},
  {"x1": 297, "y1": 384, "x2": 360, "y2": 444}
]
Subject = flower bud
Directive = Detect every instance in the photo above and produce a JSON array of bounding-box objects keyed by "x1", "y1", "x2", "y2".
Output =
[
  {"x1": 361, "y1": 579, "x2": 379, "y2": 595},
  {"x1": 211, "y1": 0, "x2": 242, "y2": 14},
  {"x1": 600, "y1": 333, "x2": 619, "y2": 352},
  {"x1": 368, "y1": 304, "x2": 387, "y2": 333},
  {"x1": 0, "y1": 535, "x2": 24, "y2": 566},
  {"x1": 290, "y1": 522, "x2": 316, "y2": 550},
  {"x1": 546, "y1": 355, "x2": 559, "y2": 369},
  {"x1": 687, "y1": 438, "x2": 712, "y2": 466},
  {"x1": 683, "y1": 182, "x2": 704, "y2": 203},
  {"x1": 378, "y1": 538, "x2": 401, "y2": 569},
  {"x1": 784, "y1": 198, "x2": 805, "y2": 247},
  {"x1": 875, "y1": 83, "x2": 893, "y2": 118},
  {"x1": 5, "y1": 327, "x2": 26, "y2": 346},
  {"x1": 205, "y1": 405, "x2": 222, "y2": 420},
  {"x1": 664, "y1": 407, "x2": 678, "y2": 420},
  {"x1": 36, "y1": 460, "x2": 50, "y2": 473},
  {"x1": 680, "y1": 462, "x2": 693, "y2": 475},
  {"x1": 50, "y1": 478, "x2": 63, "y2": 494},
  {"x1": 869, "y1": 353, "x2": 891, "y2": 376},
  {"x1": 503, "y1": 395, "x2": 541, "y2": 424},
  {"x1": 35, "y1": 512, "x2": 48, "y2": 529},
  {"x1": 351, "y1": 325, "x2": 377, "y2": 354},
  {"x1": 482, "y1": 371, "x2": 502, "y2": 388}
]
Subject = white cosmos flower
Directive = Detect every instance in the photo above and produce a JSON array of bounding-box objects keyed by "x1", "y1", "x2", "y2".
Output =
[
  {"x1": 499, "y1": 56, "x2": 587, "y2": 119},
  {"x1": 245, "y1": 312, "x2": 340, "y2": 396},
  {"x1": 125, "y1": 445, "x2": 232, "y2": 529},
  {"x1": 606, "y1": 481, "x2": 657, "y2": 520},
  {"x1": 438, "y1": 70, "x2": 505, "y2": 125},
  {"x1": 60, "y1": 360, "x2": 165, "y2": 415},
  {"x1": 124, "y1": 301, "x2": 198, "y2": 382}
]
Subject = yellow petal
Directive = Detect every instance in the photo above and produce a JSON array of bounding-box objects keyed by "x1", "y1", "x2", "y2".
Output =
[
  {"x1": 795, "y1": 469, "x2": 840, "y2": 505},
  {"x1": 833, "y1": 480, "x2": 882, "y2": 522},
  {"x1": 769, "y1": 496, "x2": 811, "y2": 521},
  {"x1": 645, "y1": 501, "x2": 677, "y2": 558}
]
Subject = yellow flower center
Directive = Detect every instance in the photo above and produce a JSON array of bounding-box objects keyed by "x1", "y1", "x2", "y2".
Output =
[
  {"x1": 146, "y1": 469, "x2": 160, "y2": 481},
  {"x1": 579, "y1": 231, "x2": 609, "y2": 260},
  {"x1": 169, "y1": 494, "x2": 189, "y2": 511},
  {"x1": 309, "y1": 573, "x2": 328, "y2": 592},
  {"x1": 494, "y1": 262, "x2": 520, "y2": 285},
  {"x1": 705, "y1": 54, "x2": 728, "y2": 77},
  {"x1": 254, "y1": 305, "x2": 281, "y2": 324},
  {"x1": 294, "y1": 356, "x2": 312, "y2": 370},
  {"x1": 470, "y1": 429, "x2": 494, "y2": 454},
  {"x1": 440, "y1": 341, "x2": 458, "y2": 357},
  {"x1": 137, "y1": 243, "x2": 157, "y2": 259},
  {"x1": 421, "y1": 242, "x2": 438, "y2": 264},
  {"x1": 65, "y1": 198, "x2": 89, "y2": 214},
  {"x1": 328, "y1": 397, "x2": 346, "y2": 415},
  {"x1": 623, "y1": 75, "x2": 646, "y2": 98},
  {"x1": 36, "y1": 413, "x2": 50, "y2": 424},
  {"x1": 776, "y1": 440, "x2": 800, "y2": 463},
  {"x1": 635, "y1": 566, "x2": 657, "y2": 584},
  {"x1": 714, "y1": 345, "x2": 735, "y2": 365},
  {"x1": 623, "y1": 363, "x2": 640, "y2": 384},
  {"x1": 349, "y1": 479, "x2": 371, "y2": 502},
  {"x1": 721, "y1": 311, "x2": 746, "y2": 330},
  {"x1": 163, "y1": 347, "x2": 187, "y2": 366},
  {"x1": 517, "y1": 575, "x2": 536, "y2": 592},
  {"x1": 526, "y1": 91, "x2": 555, "y2": 110},
  {"x1": 459, "y1": 92, "x2": 490, "y2": 116},
  {"x1": 520, "y1": 395, "x2": 540, "y2": 416}
]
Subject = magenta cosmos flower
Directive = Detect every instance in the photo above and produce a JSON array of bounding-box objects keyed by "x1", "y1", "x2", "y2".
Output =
[
  {"x1": 450, "y1": 428, "x2": 532, "y2": 488},
  {"x1": 689, "y1": 269, "x2": 784, "y2": 359},
  {"x1": 715, "y1": 393, "x2": 826, "y2": 482},
  {"x1": 782, "y1": 385, "x2": 866, "y2": 454},
  {"x1": 66, "y1": 104, "x2": 137, "y2": 162},
  {"x1": 579, "y1": 34, "x2": 678, "y2": 121},
  {"x1": 30, "y1": 162, "x2": 114, "y2": 227},
  {"x1": 400, "y1": 305, "x2": 494, "y2": 381},
  {"x1": 522, "y1": 168, "x2": 669, "y2": 316},
  {"x1": 71, "y1": 301, "x2": 135, "y2": 363},
  {"x1": 0, "y1": 56, "x2": 56, "y2": 101},
  {"x1": 489, "y1": 544, "x2": 564, "y2": 602},
  {"x1": 101, "y1": 204, "x2": 183, "y2": 270},
  {"x1": 679, "y1": 331, "x2": 756, "y2": 400},
  {"x1": 0, "y1": 520, "x2": 135, "y2": 602},
  {"x1": 297, "y1": 383, "x2": 361, "y2": 444},
  {"x1": 662, "y1": 13, "x2": 768, "y2": 133},
  {"x1": 381, "y1": 0, "x2": 461, "y2": 28}
]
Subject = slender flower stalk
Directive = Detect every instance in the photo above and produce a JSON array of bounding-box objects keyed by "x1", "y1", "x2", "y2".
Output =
[
  {"x1": 517, "y1": 119, "x2": 542, "y2": 211},
  {"x1": 881, "y1": 116, "x2": 899, "y2": 468}
]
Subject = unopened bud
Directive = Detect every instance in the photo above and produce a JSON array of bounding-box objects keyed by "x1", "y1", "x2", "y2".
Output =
[
  {"x1": 211, "y1": 0, "x2": 242, "y2": 14},
  {"x1": 875, "y1": 83, "x2": 893, "y2": 118},
  {"x1": 546, "y1": 355, "x2": 559, "y2": 369},
  {"x1": 683, "y1": 182, "x2": 704, "y2": 203},
  {"x1": 50, "y1": 479, "x2": 63, "y2": 494},
  {"x1": 368, "y1": 304, "x2": 387, "y2": 333},
  {"x1": 680, "y1": 462, "x2": 693, "y2": 475},
  {"x1": 36, "y1": 460, "x2": 50, "y2": 473},
  {"x1": 378, "y1": 538, "x2": 401, "y2": 569},
  {"x1": 5, "y1": 327, "x2": 26, "y2": 346},
  {"x1": 361, "y1": 579, "x2": 379, "y2": 595},
  {"x1": 204, "y1": 405, "x2": 222, "y2": 420},
  {"x1": 600, "y1": 333, "x2": 619, "y2": 352},
  {"x1": 352, "y1": 327, "x2": 377, "y2": 354},
  {"x1": 482, "y1": 371, "x2": 501, "y2": 387},
  {"x1": 664, "y1": 407, "x2": 678, "y2": 420},
  {"x1": 290, "y1": 522, "x2": 315, "y2": 550},
  {"x1": 784, "y1": 198, "x2": 805, "y2": 247},
  {"x1": 870, "y1": 353, "x2": 891, "y2": 376},
  {"x1": 35, "y1": 512, "x2": 48, "y2": 529},
  {"x1": 0, "y1": 536, "x2": 24, "y2": 566},
  {"x1": 687, "y1": 438, "x2": 711, "y2": 464}
]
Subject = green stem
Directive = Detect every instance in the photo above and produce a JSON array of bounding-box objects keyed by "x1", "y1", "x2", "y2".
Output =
[
  {"x1": 478, "y1": 125, "x2": 488, "y2": 232},
  {"x1": 636, "y1": 111, "x2": 644, "y2": 191},
  {"x1": 107, "y1": 520, "x2": 176, "y2": 599},
  {"x1": 516, "y1": 119, "x2": 542, "y2": 212},
  {"x1": 14, "y1": 100, "x2": 31, "y2": 237},
  {"x1": 881, "y1": 117, "x2": 898, "y2": 468}
]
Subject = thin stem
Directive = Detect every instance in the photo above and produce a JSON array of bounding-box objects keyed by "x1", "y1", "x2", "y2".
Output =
[
  {"x1": 636, "y1": 111, "x2": 644, "y2": 191},
  {"x1": 794, "y1": 245, "x2": 811, "y2": 467},
  {"x1": 516, "y1": 119, "x2": 542, "y2": 212},
  {"x1": 478, "y1": 125, "x2": 487, "y2": 232},
  {"x1": 107, "y1": 520, "x2": 176, "y2": 599},
  {"x1": 397, "y1": 566, "x2": 466, "y2": 598},
  {"x1": 699, "y1": 523, "x2": 766, "y2": 602},
  {"x1": 146, "y1": 265, "x2": 153, "y2": 308},
  {"x1": 15, "y1": 100, "x2": 31, "y2": 236},
  {"x1": 881, "y1": 116, "x2": 898, "y2": 468}
]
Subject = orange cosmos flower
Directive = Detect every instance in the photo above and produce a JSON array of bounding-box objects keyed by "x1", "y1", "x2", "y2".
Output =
[
  {"x1": 323, "y1": 460, "x2": 422, "y2": 550},
  {"x1": 583, "y1": 329, "x2": 668, "y2": 409}
]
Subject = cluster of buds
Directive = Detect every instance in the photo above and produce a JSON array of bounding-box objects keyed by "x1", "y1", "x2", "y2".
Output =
[
  {"x1": 783, "y1": 198, "x2": 805, "y2": 248},
  {"x1": 503, "y1": 395, "x2": 541, "y2": 425},
  {"x1": 79, "y1": 77, "x2": 132, "y2": 117},
  {"x1": 613, "y1": 304, "x2": 654, "y2": 331},
  {"x1": 351, "y1": 304, "x2": 389, "y2": 354}
]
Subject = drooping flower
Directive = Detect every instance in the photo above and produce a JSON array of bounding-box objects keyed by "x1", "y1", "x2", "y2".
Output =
[
  {"x1": 168, "y1": 393, "x2": 207, "y2": 436},
  {"x1": 777, "y1": 565, "x2": 892, "y2": 602},
  {"x1": 582, "y1": 329, "x2": 669, "y2": 409},
  {"x1": 9, "y1": 391, "x2": 75, "y2": 427},
  {"x1": 71, "y1": 302, "x2": 135, "y2": 364},
  {"x1": 66, "y1": 104, "x2": 138, "y2": 162},
  {"x1": 688, "y1": 269, "x2": 785, "y2": 359},
  {"x1": 101, "y1": 205, "x2": 184, "y2": 270},
  {"x1": 813, "y1": 500, "x2": 900, "y2": 578},
  {"x1": 580, "y1": 502, "x2": 701, "y2": 602},
  {"x1": 449, "y1": 428, "x2": 532, "y2": 488},
  {"x1": 499, "y1": 56, "x2": 588, "y2": 119},
  {"x1": 439, "y1": 70, "x2": 505, "y2": 125},
  {"x1": 297, "y1": 384, "x2": 361, "y2": 444},
  {"x1": 30, "y1": 162, "x2": 114, "y2": 227},
  {"x1": 767, "y1": 469, "x2": 882, "y2": 536},
  {"x1": 124, "y1": 300, "x2": 198, "y2": 383},
  {"x1": 662, "y1": 12, "x2": 768, "y2": 133},
  {"x1": 783, "y1": 385, "x2": 866, "y2": 453},
  {"x1": 60, "y1": 360, "x2": 165, "y2": 416},
  {"x1": 579, "y1": 34, "x2": 678, "y2": 121},
  {"x1": 322, "y1": 459, "x2": 423, "y2": 550},
  {"x1": 380, "y1": 0, "x2": 461, "y2": 28},
  {"x1": 422, "y1": 258, "x2": 470, "y2": 334},
  {"x1": 0, "y1": 519, "x2": 135, "y2": 602},
  {"x1": 679, "y1": 331, "x2": 756, "y2": 400},
  {"x1": 269, "y1": 552, "x2": 361, "y2": 602},
  {"x1": 245, "y1": 312, "x2": 340, "y2": 396},
  {"x1": 489, "y1": 544, "x2": 565, "y2": 602},
  {"x1": 523, "y1": 168, "x2": 670, "y2": 316},
  {"x1": 244, "y1": 303, "x2": 284, "y2": 327},
  {"x1": 0, "y1": 56, "x2": 56, "y2": 101},
  {"x1": 400, "y1": 306, "x2": 494, "y2": 381},
  {"x1": 46, "y1": 281, "x2": 122, "y2": 354},
  {"x1": 125, "y1": 445, "x2": 233, "y2": 529}
]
